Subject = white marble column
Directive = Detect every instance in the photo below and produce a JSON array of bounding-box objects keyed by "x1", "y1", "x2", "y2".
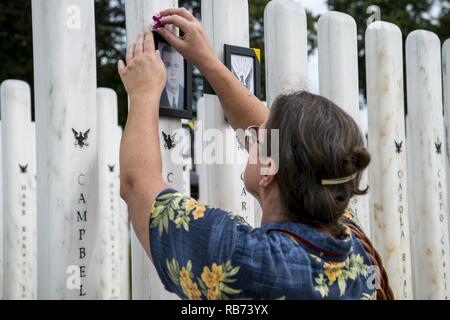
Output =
[
  {"x1": 201, "y1": 0, "x2": 255, "y2": 226},
  {"x1": 0, "y1": 103, "x2": 5, "y2": 304},
  {"x1": 0, "y1": 120, "x2": 3, "y2": 300},
  {"x1": 32, "y1": 0, "x2": 99, "y2": 299},
  {"x1": 264, "y1": 0, "x2": 308, "y2": 107},
  {"x1": 365, "y1": 21, "x2": 413, "y2": 299},
  {"x1": 1, "y1": 80, "x2": 37, "y2": 299},
  {"x1": 318, "y1": 12, "x2": 360, "y2": 124},
  {"x1": 317, "y1": 11, "x2": 371, "y2": 237},
  {"x1": 406, "y1": 30, "x2": 450, "y2": 300},
  {"x1": 115, "y1": 126, "x2": 130, "y2": 300},
  {"x1": 125, "y1": 0, "x2": 181, "y2": 300},
  {"x1": 181, "y1": 120, "x2": 192, "y2": 197},
  {"x1": 442, "y1": 40, "x2": 450, "y2": 264},
  {"x1": 195, "y1": 98, "x2": 208, "y2": 204},
  {"x1": 97, "y1": 88, "x2": 122, "y2": 299}
]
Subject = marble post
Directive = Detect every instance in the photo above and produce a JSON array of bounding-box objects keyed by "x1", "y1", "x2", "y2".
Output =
[
  {"x1": 116, "y1": 126, "x2": 130, "y2": 300},
  {"x1": 202, "y1": 0, "x2": 255, "y2": 225},
  {"x1": 442, "y1": 39, "x2": 450, "y2": 264},
  {"x1": 406, "y1": 30, "x2": 450, "y2": 300},
  {"x1": 31, "y1": 121, "x2": 37, "y2": 296},
  {"x1": 97, "y1": 88, "x2": 122, "y2": 299},
  {"x1": 181, "y1": 120, "x2": 192, "y2": 197},
  {"x1": 0, "y1": 120, "x2": 2, "y2": 300},
  {"x1": 318, "y1": 12, "x2": 360, "y2": 124},
  {"x1": 264, "y1": 0, "x2": 308, "y2": 107},
  {"x1": 195, "y1": 98, "x2": 208, "y2": 204},
  {"x1": 201, "y1": 0, "x2": 255, "y2": 226},
  {"x1": 317, "y1": 11, "x2": 371, "y2": 237},
  {"x1": 125, "y1": 0, "x2": 181, "y2": 300},
  {"x1": 365, "y1": 21, "x2": 413, "y2": 299},
  {"x1": 1, "y1": 80, "x2": 37, "y2": 299},
  {"x1": 32, "y1": 0, "x2": 99, "y2": 299}
]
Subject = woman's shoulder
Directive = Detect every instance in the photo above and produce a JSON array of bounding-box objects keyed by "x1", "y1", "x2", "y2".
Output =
[{"x1": 230, "y1": 220, "x2": 377, "y2": 300}]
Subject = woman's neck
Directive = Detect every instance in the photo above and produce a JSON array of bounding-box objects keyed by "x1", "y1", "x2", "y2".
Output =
[{"x1": 259, "y1": 187, "x2": 289, "y2": 225}]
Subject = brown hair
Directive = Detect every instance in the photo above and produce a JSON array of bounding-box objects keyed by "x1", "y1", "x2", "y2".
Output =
[{"x1": 265, "y1": 91, "x2": 370, "y2": 239}]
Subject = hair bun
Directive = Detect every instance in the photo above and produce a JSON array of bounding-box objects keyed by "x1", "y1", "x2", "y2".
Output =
[{"x1": 352, "y1": 147, "x2": 371, "y2": 171}]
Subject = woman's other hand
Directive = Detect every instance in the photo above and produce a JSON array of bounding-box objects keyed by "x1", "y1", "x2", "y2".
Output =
[
  {"x1": 118, "y1": 31, "x2": 167, "y2": 101},
  {"x1": 154, "y1": 8, "x2": 219, "y2": 73}
]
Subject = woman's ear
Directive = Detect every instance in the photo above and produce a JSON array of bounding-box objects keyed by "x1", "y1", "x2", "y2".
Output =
[{"x1": 259, "y1": 158, "x2": 278, "y2": 188}]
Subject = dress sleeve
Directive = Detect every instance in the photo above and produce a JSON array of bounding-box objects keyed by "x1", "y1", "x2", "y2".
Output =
[{"x1": 148, "y1": 188, "x2": 251, "y2": 300}]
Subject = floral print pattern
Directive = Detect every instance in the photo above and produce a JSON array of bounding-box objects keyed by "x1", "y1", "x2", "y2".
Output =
[
  {"x1": 149, "y1": 189, "x2": 376, "y2": 300},
  {"x1": 150, "y1": 192, "x2": 206, "y2": 235},
  {"x1": 313, "y1": 250, "x2": 371, "y2": 298},
  {"x1": 166, "y1": 259, "x2": 241, "y2": 300}
]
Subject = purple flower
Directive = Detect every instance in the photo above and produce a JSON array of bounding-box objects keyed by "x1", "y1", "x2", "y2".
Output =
[{"x1": 152, "y1": 15, "x2": 163, "y2": 29}]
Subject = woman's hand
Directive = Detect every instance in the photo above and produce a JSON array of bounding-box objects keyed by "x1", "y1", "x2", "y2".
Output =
[
  {"x1": 118, "y1": 31, "x2": 167, "y2": 101},
  {"x1": 154, "y1": 8, "x2": 219, "y2": 73}
]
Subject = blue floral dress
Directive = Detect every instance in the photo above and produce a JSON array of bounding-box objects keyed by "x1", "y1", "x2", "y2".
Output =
[{"x1": 149, "y1": 188, "x2": 377, "y2": 300}]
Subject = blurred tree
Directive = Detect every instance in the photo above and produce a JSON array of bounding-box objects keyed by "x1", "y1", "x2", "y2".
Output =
[
  {"x1": 435, "y1": 1, "x2": 450, "y2": 44},
  {"x1": 95, "y1": 0, "x2": 127, "y2": 127},
  {"x1": 0, "y1": 0, "x2": 33, "y2": 117}
]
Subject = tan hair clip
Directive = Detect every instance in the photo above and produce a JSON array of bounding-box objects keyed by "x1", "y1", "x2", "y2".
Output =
[{"x1": 321, "y1": 172, "x2": 358, "y2": 186}]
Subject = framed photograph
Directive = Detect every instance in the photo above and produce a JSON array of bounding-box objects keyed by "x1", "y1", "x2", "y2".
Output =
[
  {"x1": 153, "y1": 32, "x2": 193, "y2": 119},
  {"x1": 224, "y1": 45, "x2": 261, "y2": 99}
]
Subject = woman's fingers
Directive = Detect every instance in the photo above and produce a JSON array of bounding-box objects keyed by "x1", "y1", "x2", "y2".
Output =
[
  {"x1": 155, "y1": 27, "x2": 184, "y2": 50},
  {"x1": 118, "y1": 60, "x2": 126, "y2": 76},
  {"x1": 143, "y1": 30, "x2": 155, "y2": 56},
  {"x1": 126, "y1": 43, "x2": 135, "y2": 64},
  {"x1": 135, "y1": 32, "x2": 144, "y2": 56},
  {"x1": 159, "y1": 8, "x2": 195, "y2": 21},
  {"x1": 159, "y1": 15, "x2": 191, "y2": 33}
]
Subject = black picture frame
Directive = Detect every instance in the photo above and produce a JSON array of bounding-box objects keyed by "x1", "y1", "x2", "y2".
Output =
[
  {"x1": 224, "y1": 44, "x2": 261, "y2": 99},
  {"x1": 153, "y1": 32, "x2": 193, "y2": 119}
]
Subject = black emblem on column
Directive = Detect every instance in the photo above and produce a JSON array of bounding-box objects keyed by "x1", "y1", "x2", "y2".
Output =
[
  {"x1": 435, "y1": 138, "x2": 442, "y2": 155},
  {"x1": 395, "y1": 141, "x2": 403, "y2": 154},
  {"x1": 72, "y1": 128, "x2": 90, "y2": 148},
  {"x1": 162, "y1": 131, "x2": 176, "y2": 150},
  {"x1": 108, "y1": 164, "x2": 115, "y2": 173},
  {"x1": 19, "y1": 164, "x2": 28, "y2": 174}
]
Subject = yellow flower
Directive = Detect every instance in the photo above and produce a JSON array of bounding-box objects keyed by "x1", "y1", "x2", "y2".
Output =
[
  {"x1": 323, "y1": 261, "x2": 346, "y2": 284},
  {"x1": 180, "y1": 267, "x2": 191, "y2": 283},
  {"x1": 185, "y1": 198, "x2": 198, "y2": 211},
  {"x1": 192, "y1": 205, "x2": 206, "y2": 220},
  {"x1": 206, "y1": 287, "x2": 219, "y2": 300},
  {"x1": 180, "y1": 279, "x2": 193, "y2": 296},
  {"x1": 190, "y1": 283, "x2": 202, "y2": 300},
  {"x1": 180, "y1": 267, "x2": 194, "y2": 298},
  {"x1": 201, "y1": 263, "x2": 225, "y2": 289}
]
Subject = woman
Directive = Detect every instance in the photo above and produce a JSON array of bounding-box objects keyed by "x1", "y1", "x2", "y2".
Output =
[{"x1": 118, "y1": 8, "x2": 378, "y2": 300}]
